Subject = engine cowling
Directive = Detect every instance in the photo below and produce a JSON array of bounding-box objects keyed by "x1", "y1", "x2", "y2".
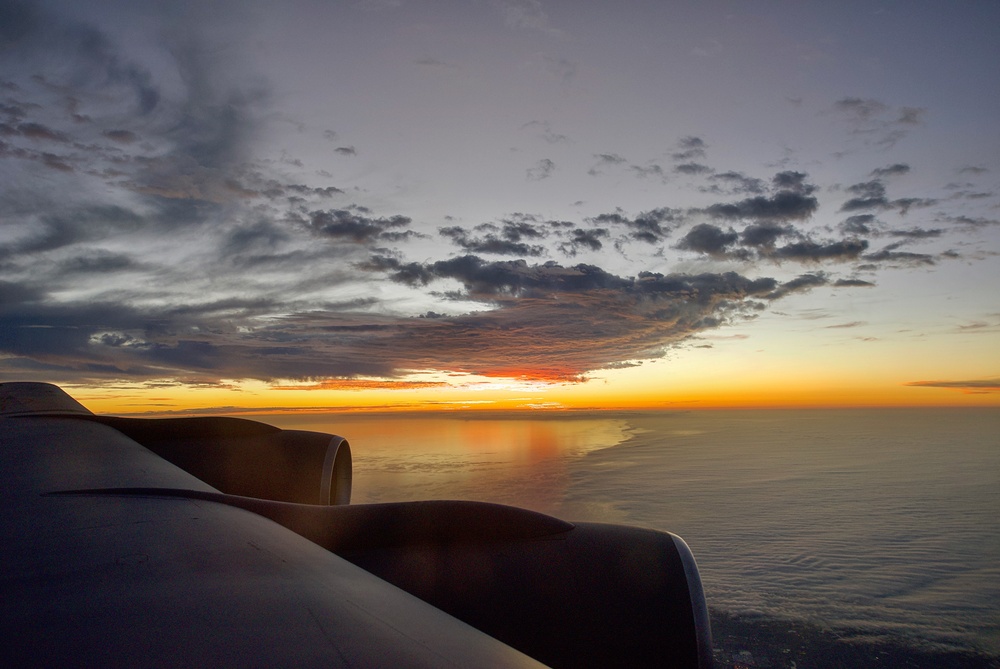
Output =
[{"x1": 93, "y1": 415, "x2": 352, "y2": 505}]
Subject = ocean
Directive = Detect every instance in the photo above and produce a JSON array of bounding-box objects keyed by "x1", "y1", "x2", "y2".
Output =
[{"x1": 260, "y1": 408, "x2": 1000, "y2": 668}]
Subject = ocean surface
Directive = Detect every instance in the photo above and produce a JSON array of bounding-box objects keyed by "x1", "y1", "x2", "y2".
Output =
[{"x1": 260, "y1": 409, "x2": 1000, "y2": 665}]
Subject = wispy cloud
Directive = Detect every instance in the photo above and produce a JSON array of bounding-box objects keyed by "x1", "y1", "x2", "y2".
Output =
[
  {"x1": 905, "y1": 378, "x2": 1000, "y2": 393},
  {"x1": 526, "y1": 158, "x2": 556, "y2": 180}
]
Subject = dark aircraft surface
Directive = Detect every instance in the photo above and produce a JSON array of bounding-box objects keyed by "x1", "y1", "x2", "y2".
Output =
[{"x1": 0, "y1": 382, "x2": 712, "y2": 668}]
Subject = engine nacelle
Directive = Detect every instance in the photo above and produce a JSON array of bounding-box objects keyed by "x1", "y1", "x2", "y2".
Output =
[{"x1": 93, "y1": 415, "x2": 352, "y2": 505}]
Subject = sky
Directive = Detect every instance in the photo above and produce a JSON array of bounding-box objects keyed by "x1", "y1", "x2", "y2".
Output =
[{"x1": 1, "y1": 0, "x2": 998, "y2": 414}]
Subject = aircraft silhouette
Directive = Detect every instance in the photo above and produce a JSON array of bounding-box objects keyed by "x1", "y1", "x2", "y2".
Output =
[{"x1": 1, "y1": 382, "x2": 712, "y2": 668}]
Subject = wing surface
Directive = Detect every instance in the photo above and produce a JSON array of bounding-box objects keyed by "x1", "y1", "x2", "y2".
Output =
[{"x1": 0, "y1": 383, "x2": 547, "y2": 668}]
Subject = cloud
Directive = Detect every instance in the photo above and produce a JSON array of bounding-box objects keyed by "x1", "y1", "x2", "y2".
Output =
[
  {"x1": 863, "y1": 246, "x2": 936, "y2": 266},
  {"x1": 830, "y1": 97, "x2": 925, "y2": 149},
  {"x1": 942, "y1": 215, "x2": 1000, "y2": 229},
  {"x1": 587, "y1": 153, "x2": 626, "y2": 176},
  {"x1": 840, "y1": 180, "x2": 890, "y2": 211},
  {"x1": 59, "y1": 251, "x2": 139, "y2": 275},
  {"x1": 834, "y1": 97, "x2": 889, "y2": 122},
  {"x1": 840, "y1": 214, "x2": 877, "y2": 235},
  {"x1": 305, "y1": 208, "x2": 417, "y2": 243},
  {"x1": 526, "y1": 158, "x2": 555, "y2": 180},
  {"x1": 588, "y1": 153, "x2": 666, "y2": 182},
  {"x1": 559, "y1": 228, "x2": 609, "y2": 255},
  {"x1": 905, "y1": 378, "x2": 1000, "y2": 393},
  {"x1": 0, "y1": 2, "x2": 992, "y2": 393},
  {"x1": 896, "y1": 107, "x2": 925, "y2": 125},
  {"x1": 888, "y1": 228, "x2": 942, "y2": 239},
  {"x1": 677, "y1": 223, "x2": 739, "y2": 258},
  {"x1": 521, "y1": 120, "x2": 570, "y2": 144},
  {"x1": 704, "y1": 190, "x2": 819, "y2": 222},
  {"x1": 771, "y1": 171, "x2": 816, "y2": 195},
  {"x1": 766, "y1": 273, "x2": 828, "y2": 299},
  {"x1": 838, "y1": 181, "x2": 935, "y2": 216},
  {"x1": 440, "y1": 225, "x2": 546, "y2": 257},
  {"x1": 348, "y1": 258, "x2": 787, "y2": 380},
  {"x1": 672, "y1": 136, "x2": 707, "y2": 161},
  {"x1": 891, "y1": 197, "x2": 937, "y2": 215},
  {"x1": 103, "y1": 129, "x2": 139, "y2": 144},
  {"x1": 740, "y1": 223, "x2": 794, "y2": 248},
  {"x1": 498, "y1": 215, "x2": 552, "y2": 241},
  {"x1": 833, "y1": 278, "x2": 875, "y2": 288},
  {"x1": 771, "y1": 239, "x2": 869, "y2": 262},
  {"x1": 99, "y1": 255, "x2": 757, "y2": 383},
  {"x1": 674, "y1": 162, "x2": 712, "y2": 176},
  {"x1": 707, "y1": 171, "x2": 766, "y2": 194},
  {"x1": 590, "y1": 207, "x2": 680, "y2": 244},
  {"x1": 272, "y1": 378, "x2": 448, "y2": 391},
  {"x1": 870, "y1": 163, "x2": 910, "y2": 178},
  {"x1": 630, "y1": 164, "x2": 667, "y2": 180}
]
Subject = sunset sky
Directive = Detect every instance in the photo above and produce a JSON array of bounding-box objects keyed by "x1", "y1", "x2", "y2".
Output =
[{"x1": 1, "y1": 0, "x2": 998, "y2": 414}]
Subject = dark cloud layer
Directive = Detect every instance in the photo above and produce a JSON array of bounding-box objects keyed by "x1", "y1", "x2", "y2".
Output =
[
  {"x1": 0, "y1": 250, "x2": 834, "y2": 383},
  {"x1": 337, "y1": 255, "x2": 826, "y2": 380}
]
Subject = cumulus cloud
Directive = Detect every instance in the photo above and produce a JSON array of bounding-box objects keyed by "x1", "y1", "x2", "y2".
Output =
[
  {"x1": 340, "y1": 256, "x2": 792, "y2": 380},
  {"x1": 305, "y1": 208, "x2": 417, "y2": 243},
  {"x1": 740, "y1": 223, "x2": 794, "y2": 248},
  {"x1": 440, "y1": 224, "x2": 546, "y2": 257},
  {"x1": 840, "y1": 180, "x2": 890, "y2": 212},
  {"x1": 704, "y1": 190, "x2": 819, "y2": 222},
  {"x1": 559, "y1": 228, "x2": 609, "y2": 255},
  {"x1": 590, "y1": 208, "x2": 680, "y2": 244},
  {"x1": 677, "y1": 223, "x2": 740, "y2": 258},
  {"x1": 771, "y1": 171, "x2": 816, "y2": 195}
]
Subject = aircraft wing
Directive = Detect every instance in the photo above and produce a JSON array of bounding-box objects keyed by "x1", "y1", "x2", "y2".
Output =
[{"x1": 0, "y1": 382, "x2": 712, "y2": 668}]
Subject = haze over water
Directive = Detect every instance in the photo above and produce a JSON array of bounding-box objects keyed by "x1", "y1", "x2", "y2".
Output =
[{"x1": 264, "y1": 408, "x2": 1000, "y2": 660}]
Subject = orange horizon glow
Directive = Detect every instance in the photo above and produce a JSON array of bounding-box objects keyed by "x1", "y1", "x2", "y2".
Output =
[{"x1": 68, "y1": 373, "x2": 1000, "y2": 417}]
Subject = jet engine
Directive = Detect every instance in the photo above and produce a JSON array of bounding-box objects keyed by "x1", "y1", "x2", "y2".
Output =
[{"x1": 92, "y1": 415, "x2": 353, "y2": 506}]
